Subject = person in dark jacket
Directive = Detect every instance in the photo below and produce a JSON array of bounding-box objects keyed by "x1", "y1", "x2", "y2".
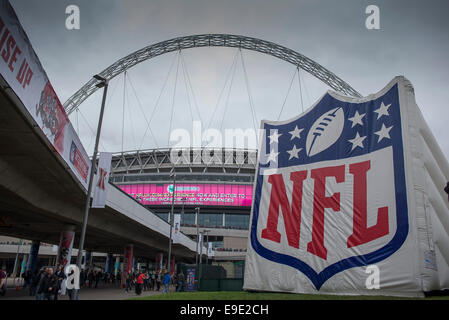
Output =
[
  {"x1": 125, "y1": 272, "x2": 132, "y2": 292},
  {"x1": 38, "y1": 268, "x2": 58, "y2": 300},
  {"x1": 22, "y1": 270, "x2": 31, "y2": 289},
  {"x1": 177, "y1": 271, "x2": 185, "y2": 292},
  {"x1": 54, "y1": 265, "x2": 66, "y2": 300},
  {"x1": 29, "y1": 270, "x2": 40, "y2": 297},
  {"x1": 0, "y1": 268, "x2": 6, "y2": 297},
  {"x1": 34, "y1": 269, "x2": 47, "y2": 300},
  {"x1": 95, "y1": 271, "x2": 101, "y2": 288},
  {"x1": 80, "y1": 269, "x2": 86, "y2": 288},
  {"x1": 88, "y1": 270, "x2": 94, "y2": 288}
]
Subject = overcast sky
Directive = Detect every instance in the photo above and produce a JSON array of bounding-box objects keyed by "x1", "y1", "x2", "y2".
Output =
[{"x1": 9, "y1": 0, "x2": 449, "y2": 160}]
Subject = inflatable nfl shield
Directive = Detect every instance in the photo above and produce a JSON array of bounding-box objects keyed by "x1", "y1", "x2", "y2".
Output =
[{"x1": 244, "y1": 77, "x2": 449, "y2": 297}]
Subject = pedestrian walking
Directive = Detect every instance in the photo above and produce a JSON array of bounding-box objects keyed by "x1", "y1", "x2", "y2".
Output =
[
  {"x1": 29, "y1": 270, "x2": 39, "y2": 297},
  {"x1": 151, "y1": 271, "x2": 156, "y2": 290},
  {"x1": 34, "y1": 269, "x2": 46, "y2": 300},
  {"x1": 177, "y1": 271, "x2": 185, "y2": 292},
  {"x1": 22, "y1": 270, "x2": 31, "y2": 289},
  {"x1": 163, "y1": 272, "x2": 171, "y2": 293},
  {"x1": 80, "y1": 269, "x2": 86, "y2": 288},
  {"x1": 0, "y1": 268, "x2": 7, "y2": 297},
  {"x1": 66, "y1": 268, "x2": 78, "y2": 300},
  {"x1": 54, "y1": 265, "x2": 66, "y2": 300},
  {"x1": 156, "y1": 272, "x2": 161, "y2": 291},
  {"x1": 95, "y1": 270, "x2": 101, "y2": 288},
  {"x1": 125, "y1": 272, "x2": 132, "y2": 292},
  {"x1": 38, "y1": 268, "x2": 58, "y2": 300},
  {"x1": 135, "y1": 271, "x2": 145, "y2": 295},
  {"x1": 143, "y1": 272, "x2": 149, "y2": 291},
  {"x1": 88, "y1": 270, "x2": 94, "y2": 288}
]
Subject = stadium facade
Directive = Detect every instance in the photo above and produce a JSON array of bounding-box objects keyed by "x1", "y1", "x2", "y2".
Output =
[{"x1": 110, "y1": 147, "x2": 257, "y2": 276}]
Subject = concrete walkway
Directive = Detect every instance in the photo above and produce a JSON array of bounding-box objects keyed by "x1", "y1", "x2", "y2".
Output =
[{"x1": 0, "y1": 283, "x2": 174, "y2": 300}]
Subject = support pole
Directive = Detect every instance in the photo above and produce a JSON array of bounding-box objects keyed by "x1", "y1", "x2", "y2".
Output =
[
  {"x1": 167, "y1": 173, "x2": 176, "y2": 274},
  {"x1": 76, "y1": 76, "x2": 109, "y2": 268}
]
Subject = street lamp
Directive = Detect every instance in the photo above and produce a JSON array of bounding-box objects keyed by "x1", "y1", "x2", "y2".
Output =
[
  {"x1": 204, "y1": 229, "x2": 211, "y2": 266},
  {"x1": 167, "y1": 170, "x2": 176, "y2": 274},
  {"x1": 194, "y1": 206, "x2": 200, "y2": 290},
  {"x1": 195, "y1": 207, "x2": 200, "y2": 267},
  {"x1": 76, "y1": 74, "x2": 109, "y2": 268},
  {"x1": 198, "y1": 230, "x2": 204, "y2": 290}
]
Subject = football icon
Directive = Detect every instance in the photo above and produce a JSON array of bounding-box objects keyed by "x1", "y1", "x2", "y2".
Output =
[{"x1": 306, "y1": 107, "x2": 345, "y2": 157}]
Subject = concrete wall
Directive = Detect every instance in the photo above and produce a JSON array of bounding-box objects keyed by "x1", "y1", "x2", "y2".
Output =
[{"x1": 223, "y1": 237, "x2": 247, "y2": 250}]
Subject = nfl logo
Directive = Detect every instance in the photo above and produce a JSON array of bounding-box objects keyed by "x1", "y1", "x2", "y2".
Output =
[{"x1": 244, "y1": 78, "x2": 415, "y2": 295}]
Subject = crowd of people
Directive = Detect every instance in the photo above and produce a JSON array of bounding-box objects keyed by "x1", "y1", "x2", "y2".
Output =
[
  {"x1": 124, "y1": 270, "x2": 185, "y2": 295},
  {"x1": 19, "y1": 265, "x2": 68, "y2": 300},
  {"x1": 17, "y1": 266, "x2": 123, "y2": 300},
  {"x1": 0, "y1": 265, "x2": 187, "y2": 299}
]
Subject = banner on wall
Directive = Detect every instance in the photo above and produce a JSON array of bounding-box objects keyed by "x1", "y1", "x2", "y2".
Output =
[
  {"x1": 185, "y1": 268, "x2": 196, "y2": 292},
  {"x1": 118, "y1": 183, "x2": 253, "y2": 207},
  {"x1": 156, "y1": 253, "x2": 163, "y2": 274},
  {"x1": 172, "y1": 214, "x2": 181, "y2": 244},
  {"x1": 197, "y1": 233, "x2": 203, "y2": 255},
  {"x1": 207, "y1": 242, "x2": 213, "y2": 258},
  {"x1": 56, "y1": 230, "x2": 75, "y2": 295},
  {"x1": 92, "y1": 152, "x2": 113, "y2": 208},
  {"x1": 0, "y1": 1, "x2": 90, "y2": 190},
  {"x1": 122, "y1": 245, "x2": 133, "y2": 285},
  {"x1": 56, "y1": 231, "x2": 75, "y2": 268},
  {"x1": 244, "y1": 77, "x2": 449, "y2": 297}
]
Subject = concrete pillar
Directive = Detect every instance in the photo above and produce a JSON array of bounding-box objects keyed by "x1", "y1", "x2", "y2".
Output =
[
  {"x1": 82, "y1": 251, "x2": 91, "y2": 270},
  {"x1": 88, "y1": 252, "x2": 94, "y2": 269},
  {"x1": 170, "y1": 257, "x2": 175, "y2": 275},
  {"x1": 114, "y1": 256, "x2": 120, "y2": 276},
  {"x1": 105, "y1": 254, "x2": 113, "y2": 273},
  {"x1": 20, "y1": 254, "x2": 28, "y2": 276},
  {"x1": 27, "y1": 241, "x2": 40, "y2": 273},
  {"x1": 156, "y1": 252, "x2": 163, "y2": 274},
  {"x1": 56, "y1": 225, "x2": 75, "y2": 268},
  {"x1": 121, "y1": 244, "x2": 133, "y2": 286}
]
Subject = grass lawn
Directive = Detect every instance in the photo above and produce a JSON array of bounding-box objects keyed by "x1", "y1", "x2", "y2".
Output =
[{"x1": 130, "y1": 291, "x2": 449, "y2": 300}]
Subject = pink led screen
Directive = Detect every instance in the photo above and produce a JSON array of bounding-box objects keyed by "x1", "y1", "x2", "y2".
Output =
[{"x1": 118, "y1": 183, "x2": 254, "y2": 207}]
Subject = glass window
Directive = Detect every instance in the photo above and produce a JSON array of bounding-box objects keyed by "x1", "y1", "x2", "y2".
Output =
[
  {"x1": 225, "y1": 213, "x2": 249, "y2": 230},
  {"x1": 156, "y1": 213, "x2": 169, "y2": 222},
  {"x1": 181, "y1": 213, "x2": 196, "y2": 226},
  {"x1": 198, "y1": 213, "x2": 223, "y2": 228}
]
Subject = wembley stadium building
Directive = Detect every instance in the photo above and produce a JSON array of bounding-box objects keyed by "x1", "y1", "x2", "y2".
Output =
[{"x1": 109, "y1": 147, "x2": 257, "y2": 276}]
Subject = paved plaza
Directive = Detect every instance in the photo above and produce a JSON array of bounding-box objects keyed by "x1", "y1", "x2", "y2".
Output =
[{"x1": 0, "y1": 280, "x2": 174, "y2": 300}]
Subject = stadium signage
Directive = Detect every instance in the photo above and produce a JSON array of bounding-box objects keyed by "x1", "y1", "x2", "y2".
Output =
[
  {"x1": 243, "y1": 77, "x2": 443, "y2": 297},
  {"x1": 0, "y1": 1, "x2": 91, "y2": 190},
  {"x1": 120, "y1": 183, "x2": 253, "y2": 207}
]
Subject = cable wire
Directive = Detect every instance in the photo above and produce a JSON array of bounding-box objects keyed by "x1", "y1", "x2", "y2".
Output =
[
  {"x1": 206, "y1": 50, "x2": 239, "y2": 135},
  {"x1": 219, "y1": 51, "x2": 238, "y2": 133},
  {"x1": 239, "y1": 49, "x2": 259, "y2": 143},
  {"x1": 127, "y1": 72, "x2": 160, "y2": 149},
  {"x1": 138, "y1": 52, "x2": 178, "y2": 150},
  {"x1": 277, "y1": 67, "x2": 297, "y2": 120},
  {"x1": 297, "y1": 66, "x2": 304, "y2": 113},
  {"x1": 167, "y1": 51, "x2": 181, "y2": 147},
  {"x1": 180, "y1": 51, "x2": 203, "y2": 125}
]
